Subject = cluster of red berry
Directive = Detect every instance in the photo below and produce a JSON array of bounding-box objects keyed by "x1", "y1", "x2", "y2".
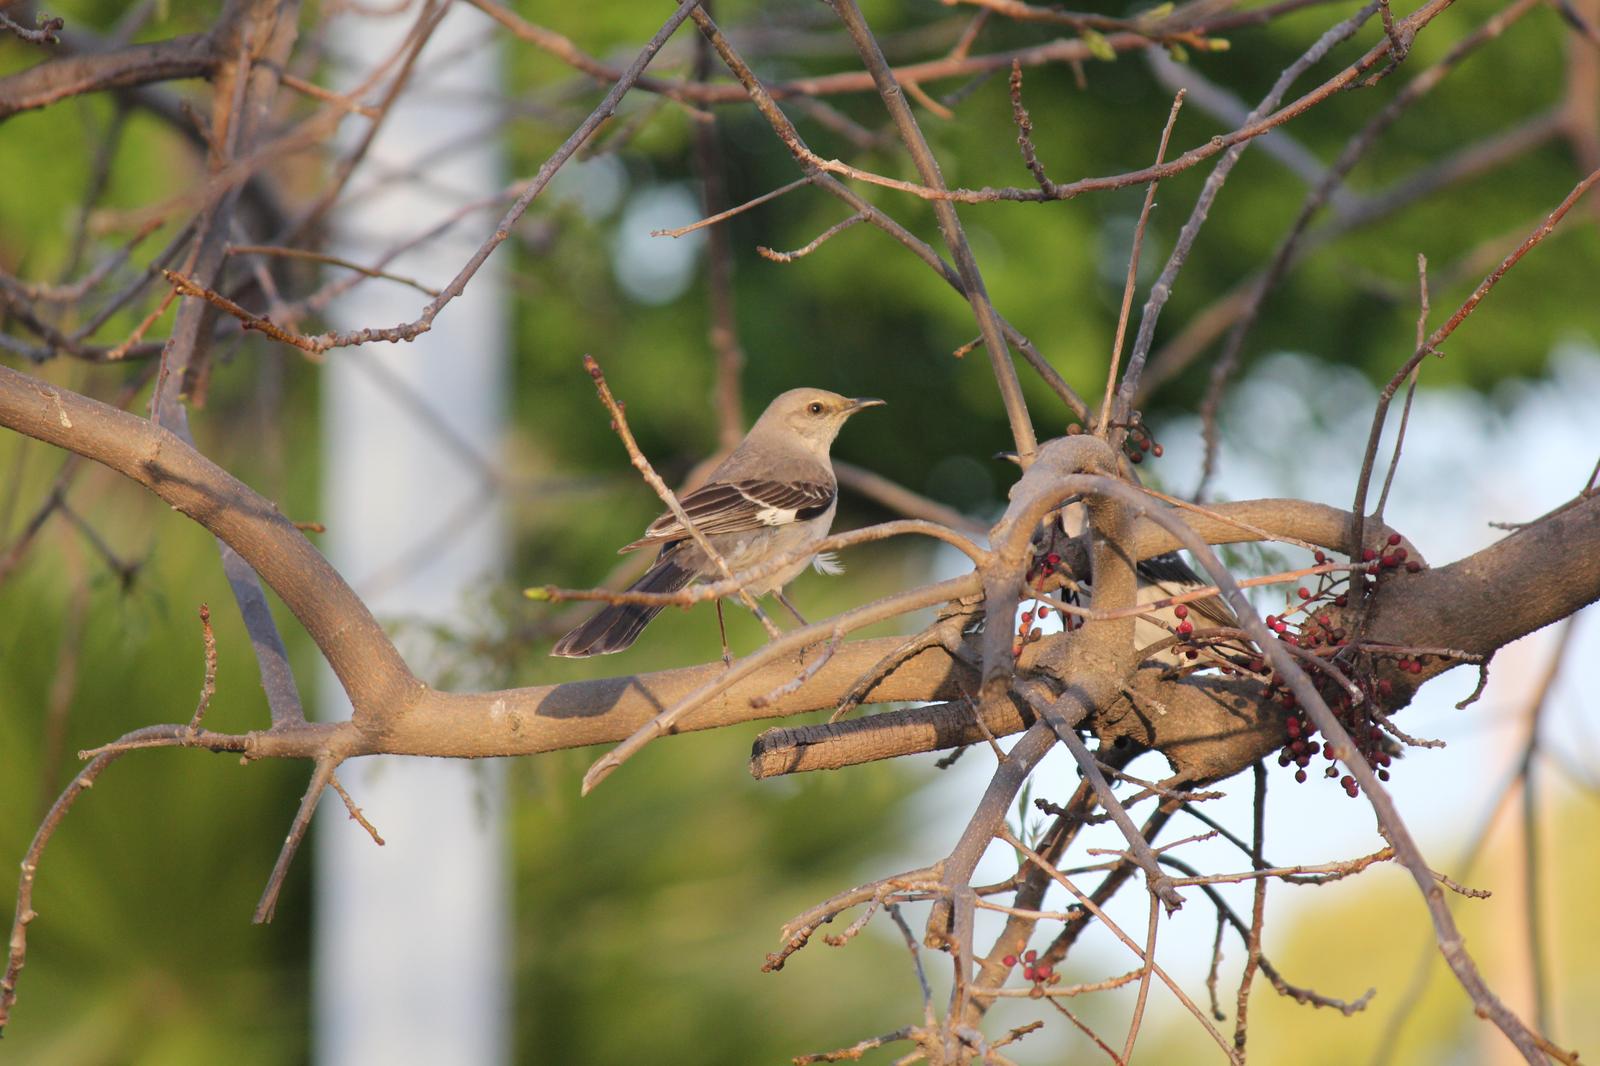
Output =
[
  {"x1": 1015, "y1": 550, "x2": 1082, "y2": 655},
  {"x1": 1266, "y1": 536, "x2": 1425, "y2": 798},
  {"x1": 1001, "y1": 948, "x2": 1059, "y2": 988}
]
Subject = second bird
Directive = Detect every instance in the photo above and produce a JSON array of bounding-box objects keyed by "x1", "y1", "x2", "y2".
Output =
[{"x1": 551, "y1": 388, "x2": 885, "y2": 657}]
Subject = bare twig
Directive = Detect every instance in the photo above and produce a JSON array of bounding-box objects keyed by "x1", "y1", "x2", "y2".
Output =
[
  {"x1": 1351, "y1": 165, "x2": 1600, "y2": 560},
  {"x1": 830, "y1": 0, "x2": 1038, "y2": 464},
  {"x1": 1099, "y1": 89, "x2": 1185, "y2": 437},
  {"x1": 579, "y1": 353, "x2": 781, "y2": 639},
  {"x1": 756, "y1": 213, "x2": 866, "y2": 262},
  {"x1": 253, "y1": 755, "x2": 337, "y2": 924},
  {"x1": 187, "y1": 603, "x2": 219, "y2": 731}
]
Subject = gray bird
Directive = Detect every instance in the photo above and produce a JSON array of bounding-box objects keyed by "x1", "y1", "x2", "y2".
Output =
[{"x1": 551, "y1": 388, "x2": 885, "y2": 657}]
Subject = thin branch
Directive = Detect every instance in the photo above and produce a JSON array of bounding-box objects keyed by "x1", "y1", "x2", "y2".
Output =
[
  {"x1": 1001, "y1": 827, "x2": 1242, "y2": 1063},
  {"x1": 226, "y1": 243, "x2": 440, "y2": 297},
  {"x1": 329, "y1": 772, "x2": 385, "y2": 848},
  {"x1": 579, "y1": 353, "x2": 780, "y2": 637},
  {"x1": 1233, "y1": 763, "x2": 1268, "y2": 1055},
  {"x1": 1350, "y1": 165, "x2": 1600, "y2": 560},
  {"x1": 288, "y1": 0, "x2": 705, "y2": 354},
  {"x1": 253, "y1": 755, "x2": 336, "y2": 924},
  {"x1": 0, "y1": 9, "x2": 65, "y2": 46},
  {"x1": 2, "y1": 746, "x2": 140, "y2": 1031},
  {"x1": 1100, "y1": 89, "x2": 1185, "y2": 437},
  {"x1": 756, "y1": 212, "x2": 866, "y2": 262},
  {"x1": 1114, "y1": 0, "x2": 1383, "y2": 423},
  {"x1": 829, "y1": 0, "x2": 1038, "y2": 463},
  {"x1": 187, "y1": 603, "x2": 219, "y2": 731}
]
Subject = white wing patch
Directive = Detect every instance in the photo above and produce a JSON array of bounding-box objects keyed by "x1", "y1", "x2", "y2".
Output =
[
  {"x1": 752, "y1": 506, "x2": 800, "y2": 526},
  {"x1": 812, "y1": 551, "x2": 845, "y2": 576}
]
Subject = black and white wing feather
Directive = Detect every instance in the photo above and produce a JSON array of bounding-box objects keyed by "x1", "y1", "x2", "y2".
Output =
[
  {"x1": 1138, "y1": 551, "x2": 1237, "y2": 628},
  {"x1": 621, "y1": 479, "x2": 835, "y2": 552}
]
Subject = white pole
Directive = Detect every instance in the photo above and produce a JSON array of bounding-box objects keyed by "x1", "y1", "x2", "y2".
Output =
[{"x1": 315, "y1": 5, "x2": 508, "y2": 1063}]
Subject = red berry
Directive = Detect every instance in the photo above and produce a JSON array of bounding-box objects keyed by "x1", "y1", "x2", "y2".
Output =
[
  {"x1": 1406, "y1": 560, "x2": 1422, "y2": 572},
  {"x1": 1176, "y1": 620, "x2": 1194, "y2": 636},
  {"x1": 1152, "y1": 444, "x2": 1164, "y2": 457},
  {"x1": 1003, "y1": 955, "x2": 1017, "y2": 967},
  {"x1": 1388, "y1": 533, "x2": 1402, "y2": 546},
  {"x1": 1298, "y1": 587, "x2": 1311, "y2": 599},
  {"x1": 1174, "y1": 603, "x2": 1189, "y2": 619},
  {"x1": 1295, "y1": 769, "x2": 1307, "y2": 783},
  {"x1": 1314, "y1": 550, "x2": 1326, "y2": 564}
]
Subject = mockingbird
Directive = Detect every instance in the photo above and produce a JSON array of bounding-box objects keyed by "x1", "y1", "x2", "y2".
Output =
[
  {"x1": 1054, "y1": 497, "x2": 1237, "y2": 663},
  {"x1": 551, "y1": 388, "x2": 885, "y2": 657}
]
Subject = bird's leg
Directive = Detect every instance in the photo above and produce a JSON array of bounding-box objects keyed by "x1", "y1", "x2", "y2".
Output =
[
  {"x1": 776, "y1": 589, "x2": 809, "y2": 627},
  {"x1": 716, "y1": 598, "x2": 732, "y2": 666}
]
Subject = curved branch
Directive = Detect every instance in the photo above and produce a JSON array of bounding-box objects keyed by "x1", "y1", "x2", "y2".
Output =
[
  {"x1": 0, "y1": 32, "x2": 217, "y2": 121},
  {"x1": 0, "y1": 364, "x2": 419, "y2": 719}
]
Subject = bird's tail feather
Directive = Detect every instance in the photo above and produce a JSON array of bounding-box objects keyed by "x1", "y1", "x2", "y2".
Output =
[{"x1": 550, "y1": 552, "x2": 695, "y2": 657}]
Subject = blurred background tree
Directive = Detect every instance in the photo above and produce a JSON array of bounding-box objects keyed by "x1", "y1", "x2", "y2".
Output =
[{"x1": 2, "y1": 0, "x2": 1597, "y2": 1061}]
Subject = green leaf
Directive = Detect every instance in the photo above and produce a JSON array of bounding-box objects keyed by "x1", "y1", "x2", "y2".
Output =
[{"x1": 1082, "y1": 29, "x2": 1117, "y2": 62}]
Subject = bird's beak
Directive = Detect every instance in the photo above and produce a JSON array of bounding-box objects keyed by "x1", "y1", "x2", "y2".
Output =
[{"x1": 847, "y1": 397, "x2": 887, "y2": 413}]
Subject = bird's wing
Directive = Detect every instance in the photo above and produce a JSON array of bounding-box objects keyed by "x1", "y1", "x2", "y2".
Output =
[
  {"x1": 620, "y1": 479, "x2": 835, "y2": 552},
  {"x1": 1139, "y1": 551, "x2": 1238, "y2": 628}
]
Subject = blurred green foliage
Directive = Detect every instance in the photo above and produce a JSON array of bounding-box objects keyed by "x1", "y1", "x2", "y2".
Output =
[{"x1": 2, "y1": 0, "x2": 1595, "y2": 1061}]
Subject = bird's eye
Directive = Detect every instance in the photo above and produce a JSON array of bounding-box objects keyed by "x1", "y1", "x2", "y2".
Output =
[{"x1": 807, "y1": 402, "x2": 824, "y2": 415}]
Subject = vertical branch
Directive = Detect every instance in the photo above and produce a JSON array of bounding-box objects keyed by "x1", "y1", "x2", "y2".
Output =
[
  {"x1": 1114, "y1": 0, "x2": 1381, "y2": 427},
  {"x1": 1120, "y1": 893, "x2": 1161, "y2": 1063},
  {"x1": 1233, "y1": 762, "x2": 1268, "y2": 1057},
  {"x1": 1349, "y1": 166, "x2": 1600, "y2": 561},
  {"x1": 1099, "y1": 90, "x2": 1186, "y2": 438},
  {"x1": 691, "y1": 6, "x2": 746, "y2": 452},
  {"x1": 1375, "y1": 256, "x2": 1430, "y2": 518},
  {"x1": 829, "y1": 0, "x2": 1038, "y2": 464},
  {"x1": 1514, "y1": 618, "x2": 1579, "y2": 1039}
]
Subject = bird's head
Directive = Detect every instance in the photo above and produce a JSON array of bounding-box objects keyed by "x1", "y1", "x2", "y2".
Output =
[{"x1": 755, "y1": 388, "x2": 885, "y2": 455}]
